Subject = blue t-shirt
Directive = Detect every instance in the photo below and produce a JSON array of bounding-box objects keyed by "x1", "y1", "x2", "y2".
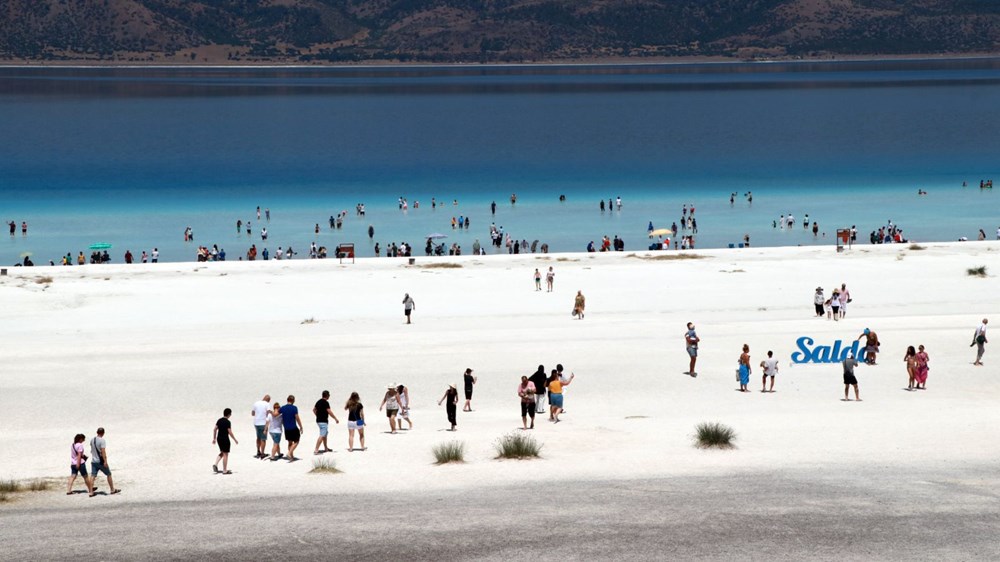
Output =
[{"x1": 279, "y1": 404, "x2": 299, "y2": 430}]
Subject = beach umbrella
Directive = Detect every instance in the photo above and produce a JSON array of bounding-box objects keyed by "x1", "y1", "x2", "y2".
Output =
[
  {"x1": 649, "y1": 228, "x2": 673, "y2": 237},
  {"x1": 88, "y1": 243, "x2": 112, "y2": 250},
  {"x1": 426, "y1": 233, "x2": 448, "y2": 239}
]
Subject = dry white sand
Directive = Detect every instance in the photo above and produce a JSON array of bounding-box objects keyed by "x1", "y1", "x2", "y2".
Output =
[{"x1": 1, "y1": 242, "x2": 998, "y2": 506}]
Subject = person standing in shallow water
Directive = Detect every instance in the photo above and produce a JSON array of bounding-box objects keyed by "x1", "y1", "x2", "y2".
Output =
[{"x1": 438, "y1": 384, "x2": 458, "y2": 431}]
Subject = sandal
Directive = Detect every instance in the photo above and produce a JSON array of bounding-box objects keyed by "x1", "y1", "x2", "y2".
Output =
[
  {"x1": 212, "y1": 465, "x2": 219, "y2": 474},
  {"x1": 223, "y1": 470, "x2": 232, "y2": 475},
  {"x1": 111, "y1": 489, "x2": 121, "y2": 495}
]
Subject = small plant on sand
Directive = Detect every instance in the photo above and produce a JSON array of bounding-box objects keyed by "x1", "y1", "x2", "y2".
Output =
[
  {"x1": 419, "y1": 262, "x2": 462, "y2": 269},
  {"x1": 0, "y1": 492, "x2": 8, "y2": 503},
  {"x1": 310, "y1": 457, "x2": 341, "y2": 474},
  {"x1": 301, "y1": 317, "x2": 318, "y2": 324},
  {"x1": 0, "y1": 480, "x2": 21, "y2": 493},
  {"x1": 494, "y1": 433, "x2": 542, "y2": 459},
  {"x1": 967, "y1": 266, "x2": 987, "y2": 277},
  {"x1": 694, "y1": 422, "x2": 737, "y2": 449},
  {"x1": 432, "y1": 441, "x2": 466, "y2": 464},
  {"x1": 908, "y1": 244, "x2": 926, "y2": 251},
  {"x1": 26, "y1": 479, "x2": 52, "y2": 491},
  {"x1": 34, "y1": 276, "x2": 53, "y2": 285}
]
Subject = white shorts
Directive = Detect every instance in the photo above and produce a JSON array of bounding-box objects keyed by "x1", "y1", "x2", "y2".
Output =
[{"x1": 348, "y1": 421, "x2": 363, "y2": 430}]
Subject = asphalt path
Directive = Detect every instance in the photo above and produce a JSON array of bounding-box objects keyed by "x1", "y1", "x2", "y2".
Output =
[{"x1": 3, "y1": 469, "x2": 999, "y2": 561}]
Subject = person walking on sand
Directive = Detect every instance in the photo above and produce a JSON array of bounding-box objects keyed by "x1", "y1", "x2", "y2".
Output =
[
  {"x1": 914, "y1": 345, "x2": 929, "y2": 389},
  {"x1": 67, "y1": 433, "x2": 95, "y2": 496},
  {"x1": 396, "y1": 384, "x2": 413, "y2": 430},
  {"x1": 842, "y1": 352, "x2": 861, "y2": 401},
  {"x1": 212, "y1": 408, "x2": 238, "y2": 474},
  {"x1": 266, "y1": 402, "x2": 283, "y2": 461},
  {"x1": 89, "y1": 428, "x2": 121, "y2": 495},
  {"x1": 547, "y1": 369, "x2": 568, "y2": 423},
  {"x1": 760, "y1": 350, "x2": 778, "y2": 392},
  {"x1": 839, "y1": 284, "x2": 851, "y2": 319},
  {"x1": 313, "y1": 390, "x2": 340, "y2": 455},
  {"x1": 462, "y1": 368, "x2": 477, "y2": 412},
  {"x1": 438, "y1": 384, "x2": 459, "y2": 431},
  {"x1": 252, "y1": 394, "x2": 271, "y2": 459},
  {"x1": 379, "y1": 386, "x2": 401, "y2": 434},
  {"x1": 904, "y1": 346, "x2": 918, "y2": 390},
  {"x1": 737, "y1": 344, "x2": 752, "y2": 392},
  {"x1": 830, "y1": 288, "x2": 841, "y2": 321},
  {"x1": 814, "y1": 287, "x2": 825, "y2": 317},
  {"x1": 345, "y1": 392, "x2": 366, "y2": 451},
  {"x1": 529, "y1": 365, "x2": 548, "y2": 414},
  {"x1": 685, "y1": 322, "x2": 700, "y2": 376},
  {"x1": 546, "y1": 267, "x2": 555, "y2": 292},
  {"x1": 534, "y1": 269, "x2": 542, "y2": 291},
  {"x1": 572, "y1": 290, "x2": 586, "y2": 319},
  {"x1": 972, "y1": 318, "x2": 988, "y2": 365},
  {"x1": 555, "y1": 364, "x2": 575, "y2": 414},
  {"x1": 518, "y1": 375, "x2": 537, "y2": 430},
  {"x1": 402, "y1": 293, "x2": 416, "y2": 324},
  {"x1": 858, "y1": 328, "x2": 880, "y2": 365},
  {"x1": 279, "y1": 396, "x2": 303, "y2": 461}
]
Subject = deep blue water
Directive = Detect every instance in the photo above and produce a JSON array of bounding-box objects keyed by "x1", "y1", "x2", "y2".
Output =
[{"x1": 0, "y1": 60, "x2": 998, "y2": 263}]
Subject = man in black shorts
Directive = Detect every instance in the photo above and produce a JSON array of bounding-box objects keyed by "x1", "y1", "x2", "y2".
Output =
[{"x1": 279, "y1": 396, "x2": 303, "y2": 462}]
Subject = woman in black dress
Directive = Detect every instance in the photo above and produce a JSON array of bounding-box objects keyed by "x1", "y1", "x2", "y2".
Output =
[
  {"x1": 438, "y1": 384, "x2": 459, "y2": 431},
  {"x1": 212, "y1": 408, "x2": 238, "y2": 474}
]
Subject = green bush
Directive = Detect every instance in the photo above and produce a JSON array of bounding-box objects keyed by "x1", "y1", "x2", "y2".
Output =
[
  {"x1": 494, "y1": 433, "x2": 542, "y2": 459},
  {"x1": 432, "y1": 441, "x2": 466, "y2": 464},
  {"x1": 694, "y1": 422, "x2": 737, "y2": 449}
]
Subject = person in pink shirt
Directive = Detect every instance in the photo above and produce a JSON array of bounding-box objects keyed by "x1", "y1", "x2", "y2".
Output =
[
  {"x1": 518, "y1": 376, "x2": 536, "y2": 430},
  {"x1": 67, "y1": 433, "x2": 94, "y2": 496}
]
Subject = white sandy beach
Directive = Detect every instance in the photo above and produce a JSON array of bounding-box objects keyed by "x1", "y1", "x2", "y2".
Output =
[{"x1": 1, "y1": 242, "x2": 998, "y2": 510}]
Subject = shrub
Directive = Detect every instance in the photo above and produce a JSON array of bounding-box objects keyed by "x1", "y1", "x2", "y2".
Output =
[
  {"x1": 494, "y1": 432, "x2": 542, "y2": 459},
  {"x1": 694, "y1": 422, "x2": 737, "y2": 449},
  {"x1": 967, "y1": 266, "x2": 987, "y2": 277},
  {"x1": 0, "y1": 480, "x2": 20, "y2": 493},
  {"x1": 26, "y1": 479, "x2": 51, "y2": 491},
  {"x1": 908, "y1": 244, "x2": 926, "y2": 251},
  {"x1": 309, "y1": 457, "x2": 341, "y2": 474},
  {"x1": 35, "y1": 276, "x2": 53, "y2": 284},
  {"x1": 432, "y1": 441, "x2": 466, "y2": 464}
]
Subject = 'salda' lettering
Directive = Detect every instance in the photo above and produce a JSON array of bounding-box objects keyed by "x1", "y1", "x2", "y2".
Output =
[{"x1": 791, "y1": 336, "x2": 864, "y2": 364}]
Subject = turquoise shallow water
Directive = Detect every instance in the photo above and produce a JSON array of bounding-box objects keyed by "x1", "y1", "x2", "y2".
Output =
[{"x1": 0, "y1": 60, "x2": 998, "y2": 263}]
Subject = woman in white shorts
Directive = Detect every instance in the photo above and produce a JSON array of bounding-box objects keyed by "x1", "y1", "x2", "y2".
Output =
[
  {"x1": 396, "y1": 385, "x2": 413, "y2": 430},
  {"x1": 345, "y1": 392, "x2": 366, "y2": 452},
  {"x1": 266, "y1": 402, "x2": 283, "y2": 461}
]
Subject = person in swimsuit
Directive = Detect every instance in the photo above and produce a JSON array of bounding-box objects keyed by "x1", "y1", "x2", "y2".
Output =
[
  {"x1": 345, "y1": 392, "x2": 366, "y2": 451},
  {"x1": 858, "y1": 329, "x2": 880, "y2": 364},
  {"x1": 438, "y1": 384, "x2": 458, "y2": 431},
  {"x1": 738, "y1": 344, "x2": 751, "y2": 392},
  {"x1": 462, "y1": 368, "x2": 477, "y2": 412},
  {"x1": 904, "y1": 346, "x2": 918, "y2": 390},
  {"x1": 546, "y1": 267, "x2": 555, "y2": 292},
  {"x1": 534, "y1": 269, "x2": 542, "y2": 291},
  {"x1": 379, "y1": 386, "x2": 401, "y2": 434},
  {"x1": 212, "y1": 408, "x2": 238, "y2": 474}
]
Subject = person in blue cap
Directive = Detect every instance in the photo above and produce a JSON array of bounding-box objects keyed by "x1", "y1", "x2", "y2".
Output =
[{"x1": 857, "y1": 328, "x2": 880, "y2": 365}]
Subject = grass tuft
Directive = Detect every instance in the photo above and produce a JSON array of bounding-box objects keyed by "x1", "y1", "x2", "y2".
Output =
[
  {"x1": 26, "y1": 479, "x2": 52, "y2": 492},
  {"x1": 0, "y1": 492, "x2": 8, "y2": 503},
  {"x1": 301, "y1": 317, "x2": 318, "y2": 324},
  {"x1": 908, "y1": 244, "x2": 926, "y2": 251},
  {"x1": 967, "y1": 266, "x2": 987, "y2": 277},
  {"x1": 419, "y1": 262, "x2": 463, "y2": 269},
  {"x1": 35, "y1": 276, "x2": 53, "y2": 284},
  {"x1": 494, "y1": 432, "x2": 542, "y2": 459},
  {"x1": 309, "y1": 457, "x2": 341, "y2": 474},
  {"x1": 694, "y1": 422, "x2": 737, "y2": 449},
  {"x1": 432, "y1": 441, "x2": 466, "y2": 464},
  {"x1": 0, "y1": 480, "x2": 21, "y2": 493}
]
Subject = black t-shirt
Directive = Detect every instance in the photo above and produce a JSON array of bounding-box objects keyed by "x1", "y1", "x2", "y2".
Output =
[
  {"x1": 315, "y1": 399, "x2": 331, "y2": 423},
  {"x1": 464, "y1": 373, "x2": 475, "y2": 391},
  {"x1": 216, "y1": 418, "x2": 231, "y2": 440},
  {"x1": 347, "y1": 404, "x2": 363, "y2": 422},
  {"x1": 528, "y1": 371, "x2": 547, "y2": 394}
]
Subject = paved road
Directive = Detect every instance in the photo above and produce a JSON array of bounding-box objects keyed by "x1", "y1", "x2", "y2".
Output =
[{"x1": 3, "y1": 470, "x2": 999, "y2": 561}]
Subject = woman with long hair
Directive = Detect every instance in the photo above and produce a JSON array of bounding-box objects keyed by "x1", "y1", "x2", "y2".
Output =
[
  {"x1": 345, "y1": 392, "x2": 366, "y2": 451},
  {"x1": 547, "y1": 370, "x2": 565, "y2": 423},
  {"x1": 266, "y1": 402, "x2": 283, "y2": 461},
  {"x1": 904, "y1": 345, "x2": 918, "y2": 390},
  {"x1": 67, "y1": 433, "x2": 94, "y2": 496},
  {"x1": 914, "y1": 345, "x2": 930, "y2": 390},
  {"x1": 738, "y1": 344, "x2": 751, "y2": 392}
]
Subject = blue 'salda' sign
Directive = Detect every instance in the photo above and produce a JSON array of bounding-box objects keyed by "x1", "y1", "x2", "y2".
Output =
[{"x1": 791, "y1": 337, "x2": 865, "y2": 364}]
